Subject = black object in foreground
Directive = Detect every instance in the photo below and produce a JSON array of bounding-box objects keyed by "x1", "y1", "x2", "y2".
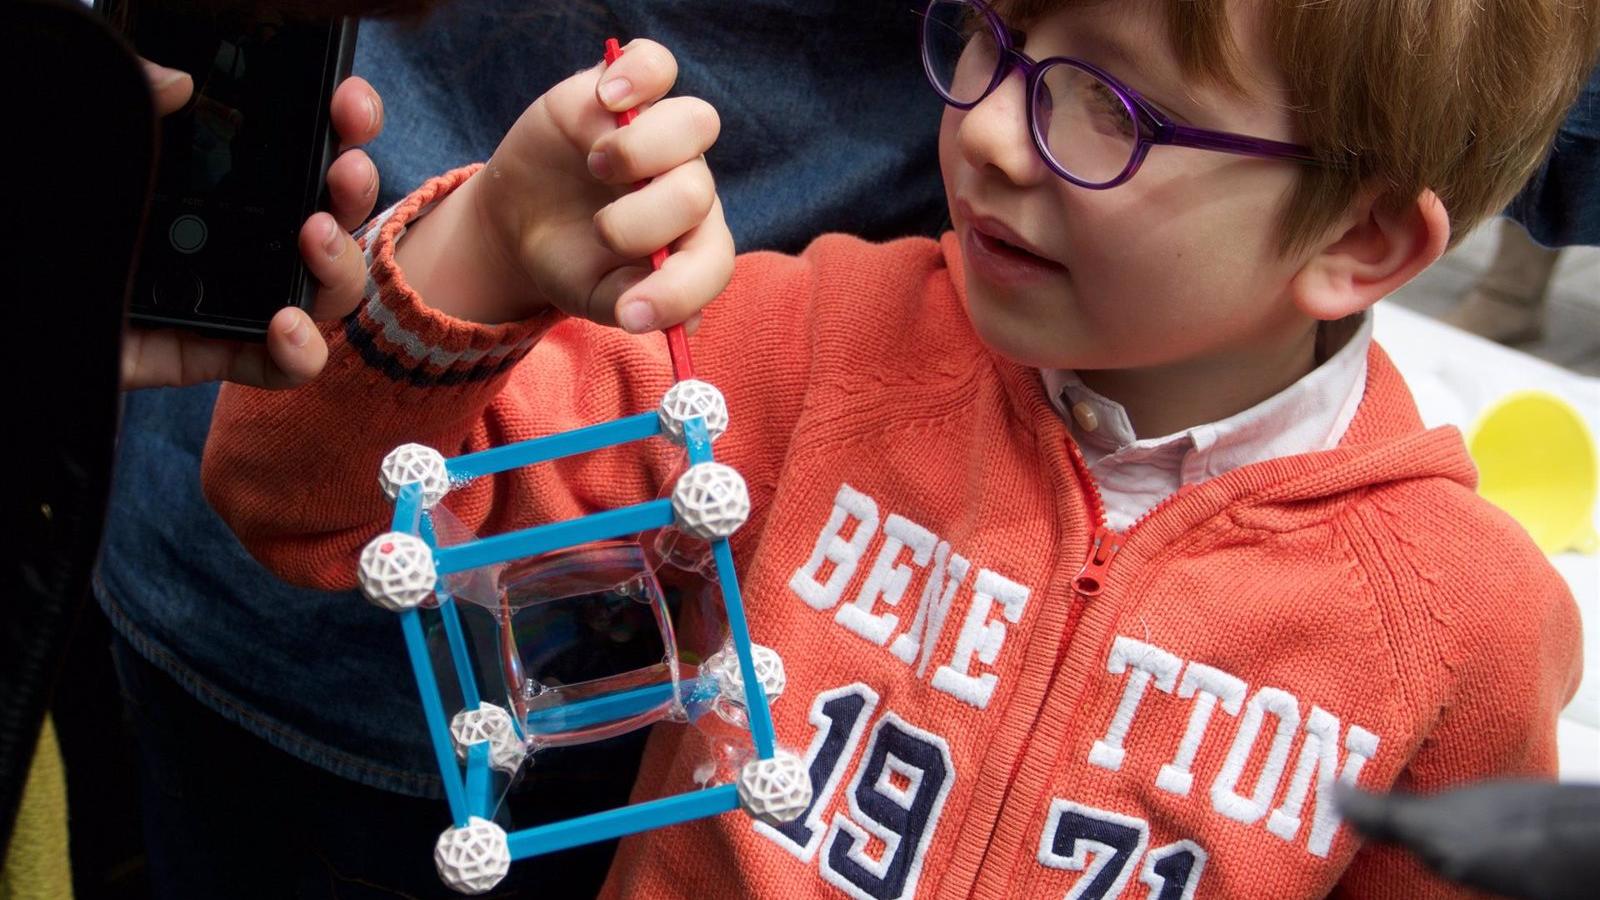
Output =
[
  {"x1": 1339, "y1": 781, "x2": 1600, "y2": 900},
  {"x1": 0, "y1": 0, "x2": 153, "y2": 854}
]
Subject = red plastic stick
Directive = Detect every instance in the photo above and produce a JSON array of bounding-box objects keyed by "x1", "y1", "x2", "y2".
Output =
[{"x1": 604, "y1": 38, "x2": 695, "y2": 382}]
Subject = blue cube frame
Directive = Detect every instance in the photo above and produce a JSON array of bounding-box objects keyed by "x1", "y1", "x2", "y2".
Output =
[{"x1": 374, "y1": 408, "x2": 784, "y2": 877}]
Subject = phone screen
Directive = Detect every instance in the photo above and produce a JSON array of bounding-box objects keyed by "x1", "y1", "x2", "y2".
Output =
[{"x1": 107, "y1": 1, "x2": 351, "y2": 335}]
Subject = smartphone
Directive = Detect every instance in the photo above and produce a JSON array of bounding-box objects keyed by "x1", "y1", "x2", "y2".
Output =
[{"x1": 99, "y1": 0, "x2": 357, "y2": 337}]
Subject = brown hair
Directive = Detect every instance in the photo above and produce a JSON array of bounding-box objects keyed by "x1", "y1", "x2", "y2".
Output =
[{"x1": 992, "y1": 0, "x2": 1600, "y2": 253}]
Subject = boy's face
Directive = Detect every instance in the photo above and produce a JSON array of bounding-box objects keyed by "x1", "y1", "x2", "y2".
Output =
[{"x1": 939, "y1": 0, "x2": 1318, "y2": 372}]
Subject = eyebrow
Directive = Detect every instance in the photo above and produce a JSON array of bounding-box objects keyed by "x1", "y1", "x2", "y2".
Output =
[{"x1": 1052, "y1": 20, "x2": 1218, "y2": 122}]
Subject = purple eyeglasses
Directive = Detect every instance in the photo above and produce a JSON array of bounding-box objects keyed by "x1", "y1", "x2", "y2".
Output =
[{"x1": 920, "y1": 0, "x2": 1319, "y2": 189}]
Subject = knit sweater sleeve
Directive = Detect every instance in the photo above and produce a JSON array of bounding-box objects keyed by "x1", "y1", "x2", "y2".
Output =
[
  {"x1": 1330, "y1": 488, "x2": 1583, "y2": 899},
  {"x1": 201, "y1": 165, "x2": 825, "y2": 591}
]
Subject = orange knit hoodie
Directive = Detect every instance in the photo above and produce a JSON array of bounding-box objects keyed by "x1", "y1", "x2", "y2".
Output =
[{"x1": 205, "y1": 169, "x2": 1581, "y2": 899}]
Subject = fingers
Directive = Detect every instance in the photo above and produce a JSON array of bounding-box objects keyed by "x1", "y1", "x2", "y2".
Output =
[
  {"x1": 595, "y1": 40, "x2": 679, "y2": 115},
  {"x1": 298, "y1": 212, "x2": 368, "y2": 322},
  {"x1": 327, "y1": 77, "x2": 383, "y2": 230},
  {"x1": 608, "y1": 195, "x2": 734, "y2": 334},
  {"x1": 538, "y1": 40, "x2": 682, "y2": 154},
  {"x1": 325, "y1": 149, "x2": 380, "y2": 231},
  {"x1": 256, "y1": 308, "x2": 329, "y2": 388},
  {"x1": 330, "y1": 75, "x2": 383, "y2": 148},
  {"x1": 586, "y1": 96, "x2": 720, "y2": 185},
  {"x1": 587, "y1": 43, "x2": 729, "y2": 335},
  {"x1": 141, "y1": 59, "x2": 193, "y2": 117},
  {"x1": 593, "y1": 158, "x2": 718, "y2": 260}
]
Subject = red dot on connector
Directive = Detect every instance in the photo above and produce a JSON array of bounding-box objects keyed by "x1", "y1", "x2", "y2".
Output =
[{"x1": 380, "y1": 542, "x2": 394, "y2": 554}]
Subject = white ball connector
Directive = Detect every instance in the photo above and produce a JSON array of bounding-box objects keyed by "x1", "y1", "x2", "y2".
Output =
[
  {"x1": 450, "y1": 703, "x2": 526, "y2": 775},
  {"x1": 737, "y1": 751, "x2": 812, "y2": 826},
  {"x1": 703, "y1": 641, "x2": 786, "y2": 706},
  {"x1": 658, "y1": 379, "x2": 729, "y2": 445},
  {"x1": 434, "y1": 816, "x2": 511, "y2": 894},
  {"x1": 671, "y1": 463, "x2": 749, "y2": 540},
  {"x1": 379, "y1": 443, "x2": 451, "y2": 510},
  {"x1": 358, "y1": 532, "x2": 437, "y2": 611}
]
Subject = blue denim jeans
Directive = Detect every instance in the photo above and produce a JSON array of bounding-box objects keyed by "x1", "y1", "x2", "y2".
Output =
[
  {"x1": 99, "y1": 2, "x2": 947, "y2": 893},
  {"x1": 112, "y1": 634, "x2": 623, "y2": 898}
]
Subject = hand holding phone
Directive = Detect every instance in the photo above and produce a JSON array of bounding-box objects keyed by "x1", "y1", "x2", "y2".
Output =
[{"x1": 121, "y1": 60, "x2": 383, "y2": 389}]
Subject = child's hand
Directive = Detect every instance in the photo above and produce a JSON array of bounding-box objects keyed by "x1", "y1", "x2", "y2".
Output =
[
  {"x1": 123, "y1": 61, "x2": 383, "y2": 390},
  {"x1": 395, "y1": 40, "x2": 734, "y2": 333}
]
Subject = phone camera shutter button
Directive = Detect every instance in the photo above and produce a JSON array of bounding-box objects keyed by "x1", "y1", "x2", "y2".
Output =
[{"x1": 168, "y1": 215, "x2": 207, "y2": 254}]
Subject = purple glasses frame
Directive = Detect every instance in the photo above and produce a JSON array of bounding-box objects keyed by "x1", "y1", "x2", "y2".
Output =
[{"x1": 920, "y1": 0, "x2": 1320, "y2": 189}]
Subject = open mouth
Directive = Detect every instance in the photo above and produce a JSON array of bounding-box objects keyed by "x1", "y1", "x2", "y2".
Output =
[{"x1": 971, "y1": 227, "x2": 1062, "y2": 270}]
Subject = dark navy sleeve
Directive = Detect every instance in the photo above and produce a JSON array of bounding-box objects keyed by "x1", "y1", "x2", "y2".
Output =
[{"x1": 1505, "y1": 61, "x2": 1600, "y2": 248}]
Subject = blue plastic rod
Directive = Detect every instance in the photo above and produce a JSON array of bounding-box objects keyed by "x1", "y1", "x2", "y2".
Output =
[
  {"x1": 399, "y1": 609, "x2": 469, "y2": 826},
  {"x1": 435, "y1": 594, "x2": 483, "y2": 709},
  {"x1": 523, "y1": 678, "x2": 704, "y2": 734},
  {"x1": 420, "y1": 516, "x2": 483, "y2": 710},
  {"x1": 676, "y1": 418, "x2": 777, "y2": 756},
  {"x1": 465, "y1": 742, "x2": 493, "y2": 819},
  {"x1": 433, "y1": 499, "x2": 675, "y2": 575},
  {"x1": 683, "y1": 417, "x2": 713, "y2": 465},
  {"x1": 506, "y1": 785, "x2": 739, "y2": 858},
  {"x1": 446, "y1": 412, "x2": 662, "y2": 482},
  {"x1": 391, "y1": 482, "x2": 424, "y2": 535},
  {"x1": 712, "y1": 537, "x2": 776, "y2": 757}
]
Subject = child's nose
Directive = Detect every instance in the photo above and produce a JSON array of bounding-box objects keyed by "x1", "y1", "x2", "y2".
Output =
[{"x1": 956, "y1": 70, "x2": 1050, "y2": 186}]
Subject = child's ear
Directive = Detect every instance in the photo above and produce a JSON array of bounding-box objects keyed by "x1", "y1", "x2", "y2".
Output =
[{"x1": 1289, "y1": 189, "x2": 1450, "y2": 321}]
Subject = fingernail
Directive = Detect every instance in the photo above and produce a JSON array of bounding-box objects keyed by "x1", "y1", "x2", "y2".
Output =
[
  {"x1": 320, "y1": 217, "x2": 344, "y2": 259},
  {"x1": 599, "y1": 77, "x2": 631, "y2": 107},
  {"x1": 141, "y1": 59, "x2": 185, "y2": 90},
  {"x1": 586, "y1": 150, "x2": 611, "y2": 180},
  {"x1": 618, "y1": 299, "x2": 655, "y2": 333},
  {"x1": 287, "y1": 317, "x2": 311, "y2": 348},
  {"x1": 364, "y1": 158, "x2": 379, "y2": 197},
  {"x1": 365, "y1": 94, "x2": 381, "y2": 132}
]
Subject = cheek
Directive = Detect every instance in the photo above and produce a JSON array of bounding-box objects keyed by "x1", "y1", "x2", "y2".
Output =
[
  {"x1": 1070, "y1": 168, "x2": 1295, "y2": 314},
  {"x1": 937, "y1": 111, "x2": 964, "y2": 199}
]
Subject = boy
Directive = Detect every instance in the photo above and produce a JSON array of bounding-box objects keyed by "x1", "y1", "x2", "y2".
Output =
[{"x1": 204, "y1": 0, "x2": 1597, "y2": 896}]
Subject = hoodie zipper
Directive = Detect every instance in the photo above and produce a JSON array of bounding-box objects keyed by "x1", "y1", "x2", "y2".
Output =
[
  {"x1": 1073, "y1": 527, "x2": 1124, "y2": 596},
  {"x1": 976, "y1": 439, "x2": 1168, "y2": 898},
  {"x1": 1063, "y1": 436, "x2": 1193, "y2": 602}
]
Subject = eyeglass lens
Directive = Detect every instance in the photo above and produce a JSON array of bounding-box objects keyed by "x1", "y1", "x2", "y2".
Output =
[{"x1": 923, "y1": 0, "x2": 1141, "y2": 185}]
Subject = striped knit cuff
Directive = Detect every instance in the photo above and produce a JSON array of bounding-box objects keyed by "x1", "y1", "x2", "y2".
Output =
[{"x1": 339, "y1": 164, "x2": 562, "y2": 390}]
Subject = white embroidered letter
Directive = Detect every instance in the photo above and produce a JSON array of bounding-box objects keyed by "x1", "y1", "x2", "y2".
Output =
[
  {"x1": 1211, "y1": 686, "x2": 1302, "y2": 824},
  {"x1": 1266, "y1": 706, "x2": 1341, "y2": 843},
  {"x1": 889, "y1": 544, "x2": 971, "y2": 676},
  {"x1": 789, "y1": 484, "x2": 880, "y2": 611},
  {"x1": 1155, "y1": 662, "x2": 1247, "y2": 795},
  {"x1": 1088, "y1": 637, "x2": 1183, "y2": 771},
  {"x1": 930, "y1": 569, "x2": 1030, "y2": 709},
  {"x1": 836, "y1": 514, "x2": 938, "y2": 646},
  {"x1": 1306, "y1": 725, "x2": 1379, "y2": 857}
]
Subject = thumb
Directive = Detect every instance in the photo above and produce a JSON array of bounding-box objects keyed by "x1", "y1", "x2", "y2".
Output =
[{"x1": 141, "y1": 58, "x2": 193, "y2": 117}]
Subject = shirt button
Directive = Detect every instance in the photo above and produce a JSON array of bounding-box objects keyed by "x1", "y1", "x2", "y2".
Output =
[{"x1": 1072, "y1": 401, "x2": 1101, "y2": 433}]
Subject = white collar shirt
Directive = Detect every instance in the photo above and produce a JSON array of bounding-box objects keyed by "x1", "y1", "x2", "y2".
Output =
[{"x1": 1040, "y1": 313, "x2": 1374, "y2": 532}]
